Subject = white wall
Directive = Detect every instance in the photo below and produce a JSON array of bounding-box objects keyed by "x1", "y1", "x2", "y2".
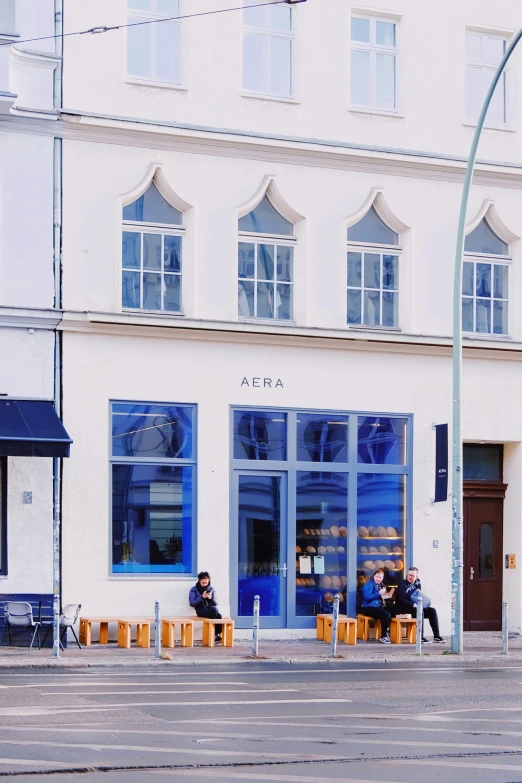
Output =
[{"x1": 62, "y1": 0, "x2": 522, "y2": 163}]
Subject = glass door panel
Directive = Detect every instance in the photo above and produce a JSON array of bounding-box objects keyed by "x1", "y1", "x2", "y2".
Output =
[
  {"x1": 236, "y1": 473, "x2": 287, "y2": 628},
  {"x1": 295, "y1": 471, "x2": 348, "y2": 617}
]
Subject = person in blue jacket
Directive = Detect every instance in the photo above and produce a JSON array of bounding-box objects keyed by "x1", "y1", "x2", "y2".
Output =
[
  {"x1": 189, "y1": 571, "x2": 222, "y2": 643},
  {"x1": 360, "y1": 568, "x2": 395, "y2": 643},
  {"x1": 395, "y1": 566, "x2": 444, "y2": 643}
]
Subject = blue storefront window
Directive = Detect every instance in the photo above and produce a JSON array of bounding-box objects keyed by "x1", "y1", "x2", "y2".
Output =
[
  {"x1": 233, "y1": 410, "x2": 287, "y2": 461},
  {"x1": 357, "y1": 416, "x2": 407, "y2": 465},
  {"x1": 296, "y1": 414, "x2": 348, "y2": 463},
  {"x1": 111, "y1": 401, "x2": 196, "y2": 575}
]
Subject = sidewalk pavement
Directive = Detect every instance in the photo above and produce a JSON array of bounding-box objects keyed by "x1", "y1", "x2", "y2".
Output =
[{"x1": 0, "y1": 632, "x2": 520, "y2": 668}]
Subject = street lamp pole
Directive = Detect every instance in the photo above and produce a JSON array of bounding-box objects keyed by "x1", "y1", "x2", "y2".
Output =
[{"x1": 451, "y1": 28, "x2": 522, "y2": 655}]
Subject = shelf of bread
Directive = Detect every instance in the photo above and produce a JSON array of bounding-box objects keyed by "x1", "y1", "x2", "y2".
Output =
[
  {"x1": 296, "y1": 574, "x2": 346, "y2": 589},
  {"x1": 298, "y1": 526, "x2": 347, "y2": 538},
  {"x1": 358, "y1": 558, "x2": 404, "y2": 571},
  {"x1": 296, "y1": 545, "x2": 346, "y2": 555}
]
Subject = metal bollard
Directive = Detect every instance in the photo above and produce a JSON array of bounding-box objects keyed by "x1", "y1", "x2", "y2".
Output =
[
  {"x1": 252, "y1": 595, "x2": 260, "y2": 656},
  {"x1": 330, "y1": 594, "x2": 341, "y2": 656},
  {"x1": 501, "y1": 601, "x2": 508, "y2": 655},
  {"x1": 154, "y1": 600, "x2": 161, "y2": 659},
  {"x1": 415, "y1": 597, "x2": 423, "y2": 655}
]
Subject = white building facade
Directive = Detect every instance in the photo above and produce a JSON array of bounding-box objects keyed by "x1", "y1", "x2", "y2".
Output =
[{"x1": 3, "y1": 0, "x2": 522, "y2": 636}]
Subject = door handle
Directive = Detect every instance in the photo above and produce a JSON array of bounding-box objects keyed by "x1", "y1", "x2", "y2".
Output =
[
  {"x1": 279, "y1": 563, "x2": 287, "y2": 578},
  {"x1": 470, "y1": 566, "x2": 474, "y2": 581}
]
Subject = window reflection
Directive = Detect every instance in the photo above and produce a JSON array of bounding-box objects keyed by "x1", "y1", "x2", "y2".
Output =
[
  {"x1": 234, "y1": 411, "x2": 287, "y2": 460},
  {"x1": 358, "y1": 416, "x2": 407, "y2": 464},
  {"x1": 296, "y1": 414, "x2": 348, "y2": 463},
  {"x1": 112, "y1": 403, "x2": 193, "y2": 459}
]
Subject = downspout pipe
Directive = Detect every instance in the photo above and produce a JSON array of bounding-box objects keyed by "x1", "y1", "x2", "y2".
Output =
[
  {"x1": 52, "y1": 0, "x2": 64, "y2": 659},
  {"x1": 451, "y1": 28, "x2": 522, "y2": 655}
]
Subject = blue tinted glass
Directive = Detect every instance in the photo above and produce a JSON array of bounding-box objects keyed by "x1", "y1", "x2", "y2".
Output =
[
  {"x1": 296, "y1": 414, "x2": 348, "y2": 463},
  {"x1": 238, "y1": 196, "x2": 293, "y2": 236},
  {"x1": 112, "y1": 403, "x2": 193, "y2": 458},
  {"x1": 234, "y1": 410, "x2": 287, "y2": 460},
  {"x1": 465, "y1": 219, "x2": 508, "y2": 255},
  {"x1": 296, "y1": 471, "x2": 348, "y2": 616},
  {"x1": 463, "y1": 445, "x2": 501, "y2": 480},
  {"x1": 123, "y1": 182, "x2": 183, "y2": 225},
  {"x1": 122, "y1": 271, "x2": 140, "y2": 309},
  {"x1": 357, "y1": 473, "x2": 406, "y2": 585},
  {"x1": 347, "y1": 206, "x2": 398, "y2": 245},
  {"x1": 122, "y1": 231, "x2": 141, "y2": 268},
  {"x1": 238, "y1": 474, "x2": 282, "y2": 616},
  {"x1": 112, "y1": 463, "x2": 192, "y2": 574},
  {"x1": 164, "y1": 235, "x2": 182, "y2": 272},
  {"x1": 358, "y1": 416, "x2": 407, "y2": 464}
]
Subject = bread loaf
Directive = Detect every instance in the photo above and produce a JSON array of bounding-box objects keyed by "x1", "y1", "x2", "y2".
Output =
[
  {"x1": 317, "y1": 546, "x2": 327, "y2": 554},
  {"x1": 337, "y1": 545, "x2": 345, "y2": 553},
  {"x1": 324, "y1": 592, "x2": 334, "y2": 603},
  {"x1": 394, "y1": 559, "x2": 404, "y2": 571},
  {"x1": 340, "y1": 576, "x2": 347, "y2": 586},
  {"x1": 368, "y1": 526, "x2": 376, "y2": 536},
  {"x1": 330, "y1": 525, "x2": 340, "y2": 537},
  {"x1": 379, "y1": 546, "x2": 388, "y2": 554},
  {"x1": 384, "y1": 559, "x2": 395, "y2": 569},
  {"x1": 363, "y1": 560, "x2": 375, "y2": 570},
  {"x1": 359, "y1": 545, "x2": 368, "y2": 554},
  {"x1": 377, "y1": 526, "x2": 387, "y2": 537},
  {"x1": 320, "y1": 575, "x2": 332, "y2": 588},
  {"x1": 331, "y1": 576, "x2": 341, "y2": 589},
  {"x1": 392, "y1": 545, "x2": 402, "y2": 553},
  {"x1": 357, "y1": 526, "x2": 368, "y2": 537},
  {"x1": 387, "y1": 526, "x2": 397, "y2": 536},
  {"x1": 369, "y1": 546, "x2": 378, "y2": 554},
  {"x1": 326, "y1": 545, "x2": 335, "y2": 553},
  {"x1": 374, "y1": 559, "x2": 384, "y2": 569},
  {"x1": 296, "y1": 545, "x2": 301, "y2": 554},
  {"x1": 339, "y1": 526, "x2": 347, "y2": 538},
  {"x1": 306, "y1": 546, "x2": 316, "y2": 554}
]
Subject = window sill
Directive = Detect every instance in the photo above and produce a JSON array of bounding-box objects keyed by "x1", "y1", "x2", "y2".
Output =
[
  {"x1": 122, "y1": 308, "x2": 185, "y2": 317},
  {"x1": 108, "y1": 574, "x2": 196, "y2": 580},
  {"x1": 349, "y1": 106, "x2": 404, "y2": 119},
  {"x1": 241, "y1": 92, "x2": 300, "y2": 105},
  {"x1": 125, "y1": 78, "x2": 187, "y2": 92},
  {"x1": 462, "y1": 121, "x2": 515, "y2": 133},
  {"x1": 348, "y1": 324, "x2": 402, "y2": 333},
  {"x1": 239, "y1": 317, "x2": 296, "y2": 326},
  {"x1": 463, "y1": 332, "x2": 511, "y2": 341}
]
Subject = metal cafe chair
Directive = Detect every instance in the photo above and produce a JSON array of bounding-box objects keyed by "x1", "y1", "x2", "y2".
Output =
[
  {"x1": 0, "y1": 601, "x2": 41, "y2": 650},
  {"x1": 42, "y1": 603, "x2": 82, "y2": 651}
]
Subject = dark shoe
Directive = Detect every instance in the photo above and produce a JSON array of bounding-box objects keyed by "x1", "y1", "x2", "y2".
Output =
[
  {"x1": 433, "y1": 636, "x2": 445, "y2": 643},
  {"x1": 215, "y1": 635, "x2": 222, "y2": 643},
  {"x1": 421, "y1": 637, "x2": 432, "y2": 644}
]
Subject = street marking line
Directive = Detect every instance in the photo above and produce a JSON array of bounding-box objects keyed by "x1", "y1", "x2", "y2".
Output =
[
  {"x1": 0, "y1": 681, "x2": 250, "y2": 689},
  {"x1": 0, "y1": 758, "x2": 77, "y2": 768},
  {"x1": 45, "y1": 688, "x2": 299, "y2": 696},
  {"x1": 390, "y1": 758, "x2": 522, "y2": 772},
  {"x1": 425, "y1": 706, "x2": 522, "y2": 715},
  {"x1": 152, "y1": 770, "x2": 410, "y2": 783}
]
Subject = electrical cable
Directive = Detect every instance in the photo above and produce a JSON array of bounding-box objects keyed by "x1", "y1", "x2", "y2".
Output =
[{"x1": 0, "y1": 0, "x2": 306, "y2": 48}]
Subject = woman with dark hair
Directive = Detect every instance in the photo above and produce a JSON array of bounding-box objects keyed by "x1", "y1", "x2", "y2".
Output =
[
  {"x1": 189, "y1": 571, "x2": 223, "y2": 642},
  {"x1": 360, "y1": 568, "x2": 395, "y2": 644}
]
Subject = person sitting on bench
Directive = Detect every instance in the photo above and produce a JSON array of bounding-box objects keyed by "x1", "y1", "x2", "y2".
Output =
[
  {"x1": 360, "y1": 568, "x2": 395, "y2": 644},
  {"x1": 395, "y1": 566, "x2": 444, "y2": 643},
  {"x1": 189, "y1": 571, "x2": 223, "y2": 643}
]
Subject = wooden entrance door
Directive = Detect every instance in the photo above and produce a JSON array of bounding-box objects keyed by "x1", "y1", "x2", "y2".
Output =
[{"x1": 463, "y1": 482, "x2": 506, "y2": 631}]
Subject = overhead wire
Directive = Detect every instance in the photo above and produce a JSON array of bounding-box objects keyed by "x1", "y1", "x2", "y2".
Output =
[{"x1": 0, "y1": 0, "x2": 305, "y2": 48}]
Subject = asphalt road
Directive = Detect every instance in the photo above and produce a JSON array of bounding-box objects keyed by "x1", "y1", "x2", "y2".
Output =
[{"x1": 0, "y1": 662, "x2": 521, "y2": 782}]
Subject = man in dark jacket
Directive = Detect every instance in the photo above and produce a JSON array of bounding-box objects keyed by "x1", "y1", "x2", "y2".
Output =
[
  {"x1": 395, "y1": 566, "x2": 444, "y2": 643},
  {"x1": 189, "y1": 571, "x2": 222, "y2": 642}
]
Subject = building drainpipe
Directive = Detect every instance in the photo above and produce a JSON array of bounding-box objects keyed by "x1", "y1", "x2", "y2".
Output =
[{"x1": 52, "y1": 0, "x2": 64, "y2": 659}]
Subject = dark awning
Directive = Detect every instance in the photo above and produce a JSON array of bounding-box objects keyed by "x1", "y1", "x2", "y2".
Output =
[{"x1": 0, "y1": 399, "x2": 72, "y2": 458}]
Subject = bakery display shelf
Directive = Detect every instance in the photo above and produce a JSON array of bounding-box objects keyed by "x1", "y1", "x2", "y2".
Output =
[
  {"x1": 357, "y1": 536, "x2": 402, "y2": 540},
  {"x1": 357, "y1": 551, "x2": 403, "y2": 556}
]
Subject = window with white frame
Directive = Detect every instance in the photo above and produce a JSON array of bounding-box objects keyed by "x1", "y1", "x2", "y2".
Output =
[
  {"x1": 463, "y1": 218, "x2": 509, "y2": 335},
  {"x1": 243, "y1": 0, "x2": 293, "y2": 98},
  {"x1": 122, "y1": 181, "x2": 184, "y2": 313},
  {"x1": 347, "y1": 206, "x2": 400, "y2": 328},
  {"x1": 127, "y1": 0, "x2": 181, "y2": 85},
  {"x1": 350, "y1": 16, "x2": 397, "y2": 111},
  {"x1": 238, "y1": 195, "x2": 295, "y2": 320},
  {"x1": 465, "y1": 32, "x2": 507, "y2": 126}
]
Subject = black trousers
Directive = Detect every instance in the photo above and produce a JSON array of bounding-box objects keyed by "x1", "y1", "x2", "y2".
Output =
[
  {"x1": 361, "y1": 606, "x2": 393, "y2": 638},
  {"x1": 196, "y1": 606, "x2": 222, "y2": 635},
  {"x1": 409, "y1": 606, "x2": 440, "y2": 637}
]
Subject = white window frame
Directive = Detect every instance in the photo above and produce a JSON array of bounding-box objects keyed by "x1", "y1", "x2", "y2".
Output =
[
  {"x1": 346, "y1": 239, "x2": 401, "y2": 329},
  {"x1": 126, "y1": 0, "x2": 182, "y2": 87},
  {"x1": 122, "y1": 217, "x2": 185, "y2": 314},
  {"x1": 464, "y1": 31, "x2": 508, "y2": 128},
  {"x1": 238, "y1": 229, "x2": 296, "y2": 322},
  {"x1": 462, "y1": 250, "x2": 510, "y2": 336},
  {"x1": 350, "y1": 14, "x2": 398, "y2": 113},
  {"x1": 242, "y1": 1, "x2": 294, "y2": 99}
]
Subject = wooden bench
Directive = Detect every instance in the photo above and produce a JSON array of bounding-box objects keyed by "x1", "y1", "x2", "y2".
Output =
[
  {"x1": 202, "y1": 618, "x2": 234, "y2": 648},
  {"x1": 323, "y1": 617, "x2": 357, "y2": 645},
  {"x1": 79, "y1": 617, "x2": 120, "y2": 646},
  {"x1": 161, "y1": 618, "x2": 197, "y2": 648},
  {"x1": 357, "y1": 614, "x2": 382, "y2": 641},
  {"x1": 316, "y1": 613, "x2": 347, "y2": 641},
  {"x1": 117, "y1": 618, "x2": 151, "y2": 649},
  {"x1": 390, "y1": 617, "x2": 417, "y2": 644}
]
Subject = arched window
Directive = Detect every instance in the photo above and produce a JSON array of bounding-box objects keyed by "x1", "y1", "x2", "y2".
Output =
[
  {"x1": 238, "y1": 195, "x2": 295, "y2": 321},
  {"x1": 463, "y1": 217, "x2": 509, "y2": 335},
  {"x1": 347, "y1": 205, "x2": 400, "y2": 328},
  {"x1": 122, "y1": 181, "x2": 184, "y2": 313}
]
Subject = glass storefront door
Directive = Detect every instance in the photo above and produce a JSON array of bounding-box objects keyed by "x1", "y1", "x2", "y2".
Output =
[{"x1": 234, "y1": 472, "x2": 287, "y2": 628}]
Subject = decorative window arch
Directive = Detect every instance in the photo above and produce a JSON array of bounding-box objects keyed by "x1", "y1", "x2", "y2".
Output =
[
  {"x1": 463, "y1": 203, "x2": 517, "y2": 336},
  {"x1": 238, "y1": 180, "x2": 301, "y2": 321},
  {"x1": 346, "y1": 192, "x2": 406, "y2": 328},
  {"x1": 122, "y1": 171, "x2": 188, "y2": 313}
]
